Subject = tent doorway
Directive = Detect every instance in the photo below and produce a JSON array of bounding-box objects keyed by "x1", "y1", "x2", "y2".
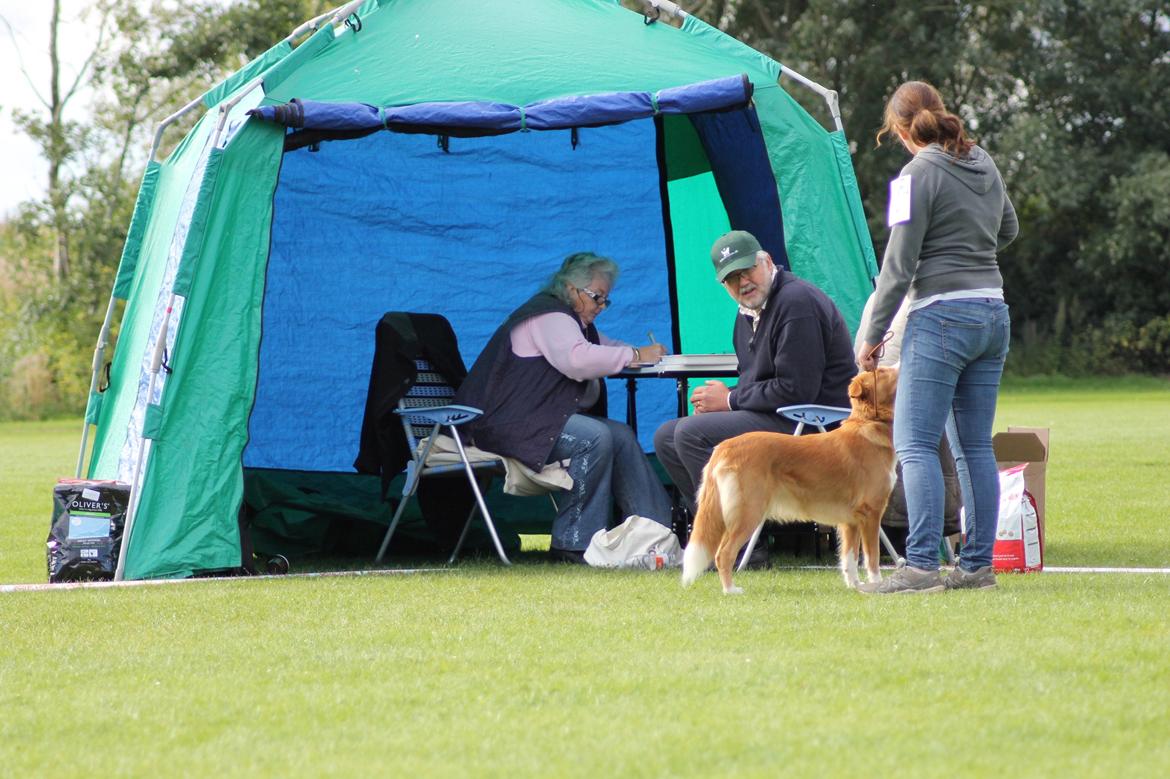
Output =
[{"x1": 246, "y1": 95, "x2": 781, "y2": 467}]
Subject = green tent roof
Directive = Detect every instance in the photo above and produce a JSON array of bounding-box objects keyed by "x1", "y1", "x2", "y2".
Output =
[{"x1": 266, "y1": 0, "x2": 781, "y2": 105}]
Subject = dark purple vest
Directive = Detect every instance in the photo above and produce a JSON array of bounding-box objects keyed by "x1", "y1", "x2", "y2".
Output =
[{"x1": 453, "y1": 293, "x2": 607, "y2": 471}]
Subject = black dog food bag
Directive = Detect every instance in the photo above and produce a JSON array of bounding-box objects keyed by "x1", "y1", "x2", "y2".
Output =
[{"x1": 46, "y1": 480, "x2": 130, "y2": 583}]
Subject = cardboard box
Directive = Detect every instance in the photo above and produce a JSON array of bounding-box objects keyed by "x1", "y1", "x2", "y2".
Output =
[{"x1": 991, "y1": 427, "x2": 1049, "y2": 572}]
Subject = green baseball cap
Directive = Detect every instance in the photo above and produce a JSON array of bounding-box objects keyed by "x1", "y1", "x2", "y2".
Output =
[{"x1": 710, "y1": 230, "x2": 762, "y2": 282}]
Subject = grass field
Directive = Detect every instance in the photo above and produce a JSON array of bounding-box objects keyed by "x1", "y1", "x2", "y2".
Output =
[{"x1": 2, "y1": 377, "x2": 1169, "y2": 776}]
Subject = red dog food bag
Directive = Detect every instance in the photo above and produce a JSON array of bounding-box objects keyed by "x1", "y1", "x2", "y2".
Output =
[{"x1": 992, "y1": 464, "x2": 1043, "y2": 572}]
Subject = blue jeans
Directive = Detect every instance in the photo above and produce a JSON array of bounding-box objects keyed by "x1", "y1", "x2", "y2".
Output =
[
  {"x1": 547, "y1": 414, "x2": 672, "y2": 551},
  {"x1": 895, "y1": 299, "x2": 1010, "y2": 571}
]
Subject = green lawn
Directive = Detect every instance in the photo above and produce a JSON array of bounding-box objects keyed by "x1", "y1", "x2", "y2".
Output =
[{"x1": 2, "y1": 377, "x2": 1169, "y2": 776}]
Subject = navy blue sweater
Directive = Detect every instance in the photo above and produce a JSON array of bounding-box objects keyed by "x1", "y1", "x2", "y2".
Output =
[{"x1": 728, "y1": 270, "x2": 855, "y2": 411}]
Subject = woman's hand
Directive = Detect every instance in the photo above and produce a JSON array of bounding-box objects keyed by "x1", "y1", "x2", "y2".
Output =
[
  {"x1": 857, "y1": 342, "x2": 878, "y2": 372},
  {"x1": 639, "y1": 343, "x2": 667, "y2": 363},
  {"x1": 629, "y1": 343, "x2": 666, "y2": 365}
]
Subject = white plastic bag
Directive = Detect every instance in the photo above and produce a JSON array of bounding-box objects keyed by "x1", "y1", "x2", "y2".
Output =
[{"x1": 583, "y1": 515, "x2": 682, "y2": 569}]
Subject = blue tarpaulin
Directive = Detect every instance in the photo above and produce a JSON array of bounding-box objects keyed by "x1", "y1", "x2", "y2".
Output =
[{"x1": 244, "y1": 120, "x2": 677, "y2": 472}]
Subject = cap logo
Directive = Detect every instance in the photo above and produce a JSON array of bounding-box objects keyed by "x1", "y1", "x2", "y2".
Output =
[{"x1": 720, "y1": 246, "x2": 734, "y2": 262}]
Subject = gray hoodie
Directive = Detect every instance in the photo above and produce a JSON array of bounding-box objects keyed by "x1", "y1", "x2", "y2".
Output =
[{"x1": 864, "y1": 144, "x2": 1018, "y2": 345}]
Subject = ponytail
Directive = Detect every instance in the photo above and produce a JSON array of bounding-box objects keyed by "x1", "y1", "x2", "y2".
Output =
[{"x1": 876, "y1": 81, "x2": 975, "y2": 158}]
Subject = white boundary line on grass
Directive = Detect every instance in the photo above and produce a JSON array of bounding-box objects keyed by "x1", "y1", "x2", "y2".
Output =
[
  {"x1": 1041, "y1": 566, "x2": 1170, "y2": 574},
  {"x1": 8, "y1": 564, "x2": 1170, "y2": 594},
  {"x1": 0, "y1": 566, "x2": 449, "y2": 595},
  {"x1": 793, "y1": 564, "x2": 1170, "y2": 574}
]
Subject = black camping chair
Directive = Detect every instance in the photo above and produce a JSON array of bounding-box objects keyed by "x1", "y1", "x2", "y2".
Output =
[{"x1": 373, "y1": 357, "x2": 516, "y2": 565}]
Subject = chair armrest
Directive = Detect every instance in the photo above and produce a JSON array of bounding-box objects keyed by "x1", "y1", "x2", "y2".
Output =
[
  {"x1": 776, "y1": 404, "x2": 851, "y2": 427},
  {"x1": 394, "y1": 404, "x2": 483, "y2": 426}
]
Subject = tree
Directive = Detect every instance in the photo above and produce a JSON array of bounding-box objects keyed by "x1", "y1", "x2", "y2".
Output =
[
  {"x1": 0, "y1": 0, "x2": 334, "y2": 418},
  {"x1": 691, "y1": 0, "x2": 1170, "y2": 372},
  {"x1": 4, "y1": 1, "x2": 108, "y2": 280}
]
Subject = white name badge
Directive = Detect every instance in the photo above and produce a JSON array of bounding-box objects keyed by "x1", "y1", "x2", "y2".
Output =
[{"x1": 888, "y1": 174, "x2": 912, "y2": 226}]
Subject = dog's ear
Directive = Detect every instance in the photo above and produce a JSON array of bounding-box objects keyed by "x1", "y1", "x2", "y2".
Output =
[{"x1": 848, "y1": 373, "x2": 867, "y2": 401}]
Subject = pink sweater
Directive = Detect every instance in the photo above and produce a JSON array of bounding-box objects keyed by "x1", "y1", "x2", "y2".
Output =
[{"x1": 510, "y1": 312, "x2": 633, "y2": 380}]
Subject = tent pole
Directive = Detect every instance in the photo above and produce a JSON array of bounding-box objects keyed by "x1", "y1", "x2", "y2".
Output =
[
  {"x1": 779, "y1": 65, "x2": 876, "y2": 284},
  {"x1": 149, "y1": 43, "x2": 269, "y2": 161},
  {"x1": 287, "y1": 0, "x2": 364, "y2": 43},
  {"x1": 208, "y1": 78, "x2": 264, "y2": 149},
  {"x1": 153, "y1": 0, "x2": 360, "y2": 162},
  {"x1": 329, "y1": 0, "x2": 368, "y2": 28},
  {"x1": 113, "y1": 293, "x2": 176, "y2": 581},
  {"x1": 638, "y1": 0, "x2": 688, "y2": 20},
  {"x1": 75, "y1": 295, "x2": 118, "y2": 478},
  {"x1": 149, "y1": 94, "x2": 205, "y2": 163},
  {"x1": 286, "y1": 9, "x2": 334, "y2": 42},
  {"x1": 779, "y1": 65, "x2": 843, "y2": 132}
]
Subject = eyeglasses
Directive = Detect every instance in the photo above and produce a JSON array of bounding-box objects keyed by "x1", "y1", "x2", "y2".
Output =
[{"x1": 574, "y1": 286, "x2": 611, "y2": 309}]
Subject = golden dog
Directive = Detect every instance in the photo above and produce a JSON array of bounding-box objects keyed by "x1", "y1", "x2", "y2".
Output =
[{"x1": 681, "y1": 367, "x2": 899, "y2": 594}]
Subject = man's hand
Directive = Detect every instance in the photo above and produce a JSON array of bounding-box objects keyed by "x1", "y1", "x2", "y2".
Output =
[
  {"x1": 690, "y1": 380, "x2": 730, "y2": 413},
  {"x1": 857, "y1": 341, "x2": 878, "y2": 372}
]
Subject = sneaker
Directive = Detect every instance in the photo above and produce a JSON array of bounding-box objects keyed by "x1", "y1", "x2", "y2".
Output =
[
  {"x1": 944, "y1": 565, "x2": 997, "y2": 590},
  {"x1": 858, "y1": 563, "x2": 944, "y2": 595}
]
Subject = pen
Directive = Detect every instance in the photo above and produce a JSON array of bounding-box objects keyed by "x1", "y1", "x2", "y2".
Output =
[{"x1": 647, "y1": 330, "x2": 657, "y2": 344}]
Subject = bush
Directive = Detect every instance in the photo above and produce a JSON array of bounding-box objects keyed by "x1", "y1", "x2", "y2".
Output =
[
  {"x1": 1006, "y1": 315, "x2": 1170, "y2": 377},
  {"x1": 1097, "y1": 314, "x2": 1170, "y2": 374},
  {"x1": 3, "y1": 353, "x2": 58, "y2": 419}
]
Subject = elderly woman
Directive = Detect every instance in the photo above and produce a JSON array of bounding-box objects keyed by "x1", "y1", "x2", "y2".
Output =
[{"x1": 453, "y1": 252, "x2": 671, "y2": 563}]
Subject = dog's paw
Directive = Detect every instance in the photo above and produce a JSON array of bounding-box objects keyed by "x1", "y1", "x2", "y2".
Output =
[
  {"x1": 722, "y1": 585, "x2": 744, "y2": 595},
  {"x1": 844, "y1": 576, "x2": 861, "y2": 590}
]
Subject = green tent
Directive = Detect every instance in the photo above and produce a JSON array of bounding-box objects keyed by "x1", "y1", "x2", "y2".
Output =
[{"x1": 79, "y1": 0, "x2": 877, "y2": 580}]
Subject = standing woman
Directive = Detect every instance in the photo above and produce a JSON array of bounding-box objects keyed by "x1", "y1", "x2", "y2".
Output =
[{"x1": 858, "y1": 81, "x2": 1018, "y2": 594}]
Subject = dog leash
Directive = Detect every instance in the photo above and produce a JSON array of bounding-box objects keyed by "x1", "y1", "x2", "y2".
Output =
[{"x1": 864, "y1": 331, "x2": 896, "y2": 419}]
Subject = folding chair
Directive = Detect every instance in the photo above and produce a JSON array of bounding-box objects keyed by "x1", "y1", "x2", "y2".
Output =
[
  {"x1": 374, "y1": 358, "x2": 513, "y2": 565},
  {"x1": 736, "y1": 404, "x2": 905, "y2": 572}
]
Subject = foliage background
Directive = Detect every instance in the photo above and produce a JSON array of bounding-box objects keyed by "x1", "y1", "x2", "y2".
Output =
[{"x1": 1, "y1": 0, "x2": 1168, "y2": 419}]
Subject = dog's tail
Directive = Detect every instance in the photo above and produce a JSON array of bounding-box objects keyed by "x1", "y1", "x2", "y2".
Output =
[{"x1": 681, "y1": 461, "x2": 725, "y2": 587}]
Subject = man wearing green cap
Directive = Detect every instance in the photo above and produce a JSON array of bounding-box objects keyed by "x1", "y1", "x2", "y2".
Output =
[{"x1": 653, "y1": 230, "x2": 856, "y2": 541}]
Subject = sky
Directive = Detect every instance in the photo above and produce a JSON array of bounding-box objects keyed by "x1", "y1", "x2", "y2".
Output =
[{"x1": 0, "y1": 2, "x2": 99, "y2": 219}]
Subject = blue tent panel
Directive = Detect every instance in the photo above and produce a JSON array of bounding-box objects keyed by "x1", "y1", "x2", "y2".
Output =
[{"x1": 243, "y1": 119, "x2": 677, "y2": 472}]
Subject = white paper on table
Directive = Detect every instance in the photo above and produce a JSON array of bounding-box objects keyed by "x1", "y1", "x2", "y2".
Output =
[
  {"x1": 888, "y1": 174, "x2": 912, "y2": 226},
  {"x1": 656, "y1": 354, "x2": 737, "y2": 368}
]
